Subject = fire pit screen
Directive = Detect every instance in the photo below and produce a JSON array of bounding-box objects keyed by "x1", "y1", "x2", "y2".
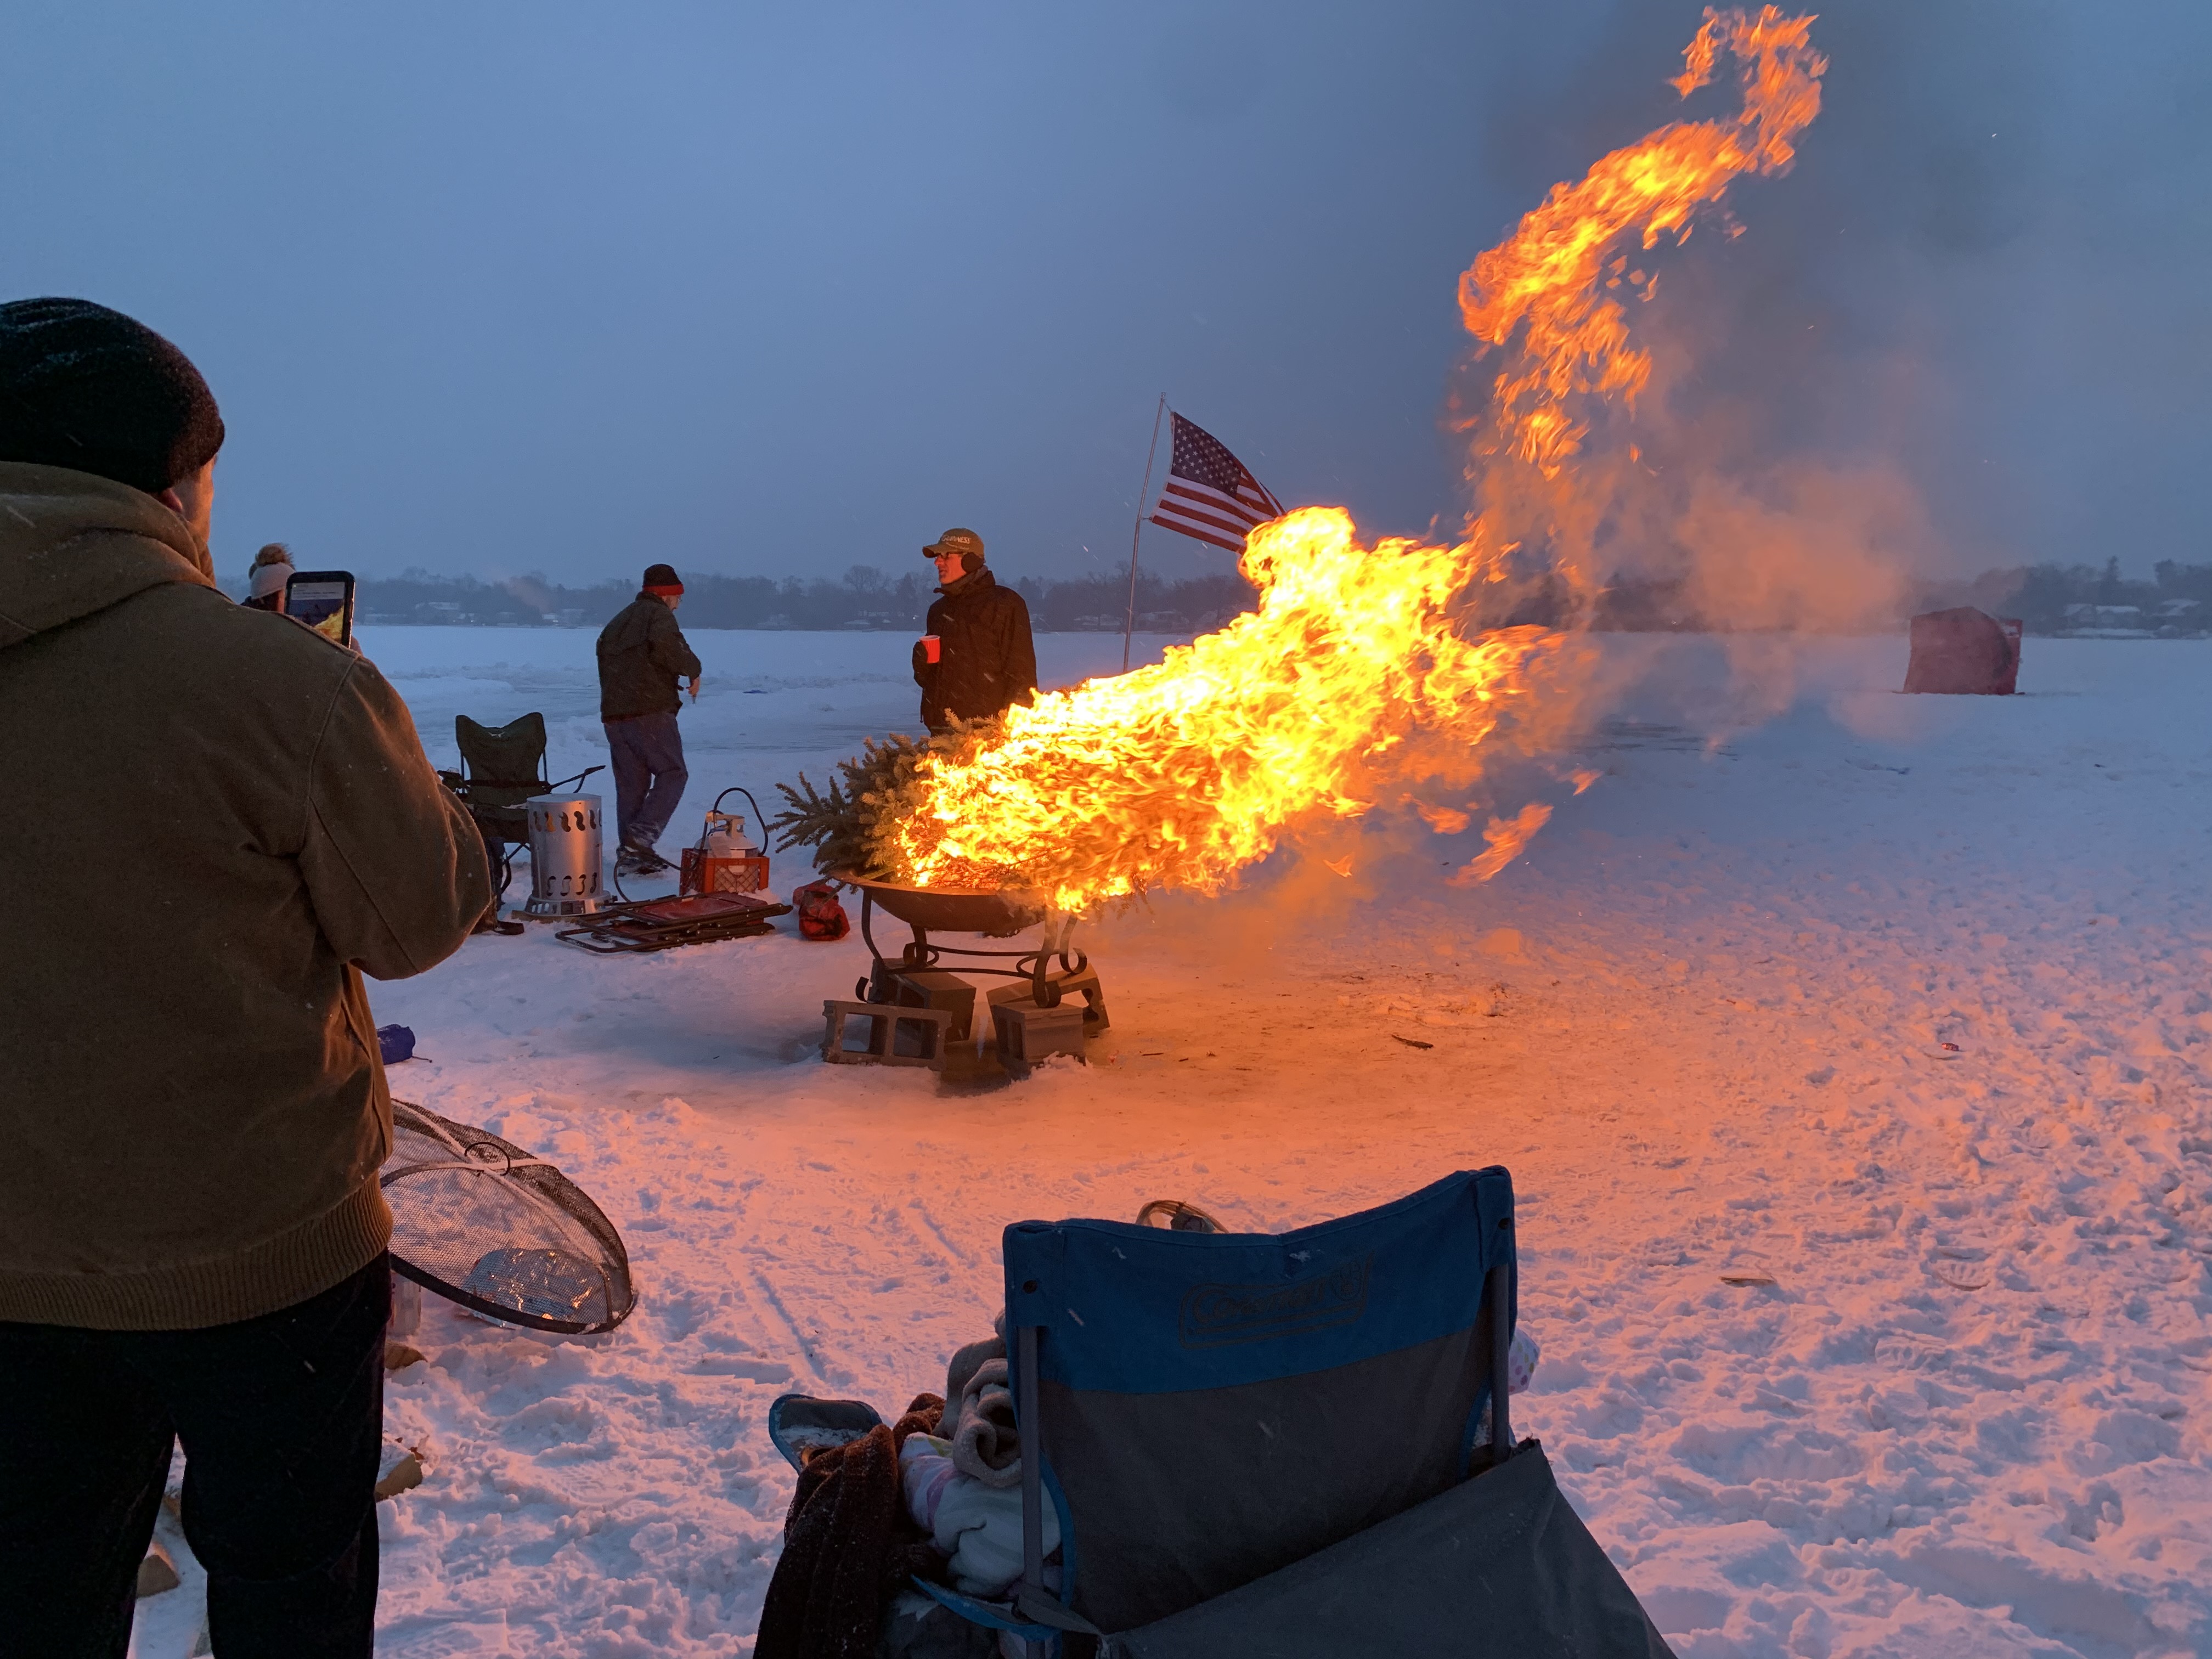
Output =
[{"x1": 382, "y1": 1099, "x2": 635, "y2": 1335}]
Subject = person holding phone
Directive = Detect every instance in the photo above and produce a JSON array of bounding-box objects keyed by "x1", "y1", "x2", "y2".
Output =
[
  {"x1": 596, "y1": 561, "x2": 702, "y2": 876},
  {"x1": 0, "y1": 297, "x2": 492, "y2": 1658}
]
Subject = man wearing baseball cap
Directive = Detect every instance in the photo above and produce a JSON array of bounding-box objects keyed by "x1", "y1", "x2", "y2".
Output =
[
  {"x1": 914, "y1": 528, "x2": 1036, "y2": 735},
  {"x1": 596, "y1": 561, "x2": 702, "y2": 874},
  {"x1": 0, "y1": 297, "x2": 489, "y2": 1656}
]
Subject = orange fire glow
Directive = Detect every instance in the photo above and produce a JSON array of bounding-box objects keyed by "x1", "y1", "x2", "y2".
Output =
[
  {"x1": 870, "y1": 9, "x2": 1823, "y2": 912},
  {"x1": 1460, "y1": 6, "x2": 1824, "y2": 477}
]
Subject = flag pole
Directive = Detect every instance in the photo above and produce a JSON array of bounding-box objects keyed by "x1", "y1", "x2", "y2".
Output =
[{"x1": 1122, "y1": 395, "x2": 1167, "y2": 674}]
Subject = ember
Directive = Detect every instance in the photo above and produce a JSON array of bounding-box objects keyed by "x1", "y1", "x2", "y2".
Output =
[{"x1": 865, "y1": 9, "x2": 1824, "y2": 914}]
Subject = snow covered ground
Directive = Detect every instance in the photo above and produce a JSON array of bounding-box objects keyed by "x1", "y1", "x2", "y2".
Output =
[{"x1": 129, "y1": 628, "x2": 2212, "y2": 1659}]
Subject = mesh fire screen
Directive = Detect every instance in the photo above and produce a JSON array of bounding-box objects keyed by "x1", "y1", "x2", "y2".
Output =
[{"x1": 382, "y1": 1099, "x2": 636, "y2": 1335}]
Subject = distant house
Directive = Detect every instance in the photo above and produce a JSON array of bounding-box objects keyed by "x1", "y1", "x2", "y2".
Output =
[{"x1": 2059, "y1": 602, "x2": 2152, "y2": 635}]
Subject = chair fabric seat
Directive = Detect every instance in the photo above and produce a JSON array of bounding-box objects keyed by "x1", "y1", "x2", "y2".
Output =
[
  {"x1": 446, "y1": 713, "x2": 556, "y2": 905},
  {"x1": 1041, "y1": 1322, "x2": 1485, "y2": 1630},
  {"x1": 1101, "y1": 1442, "x2": 1674, "y2": 1659}
]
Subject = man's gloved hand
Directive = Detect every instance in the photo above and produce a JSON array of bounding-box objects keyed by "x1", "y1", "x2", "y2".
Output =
[{"x1": 911, "y1": 640, "x2": 935, "y2": 677}]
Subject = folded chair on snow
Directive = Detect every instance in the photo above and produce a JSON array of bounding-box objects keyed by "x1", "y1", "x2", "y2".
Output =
[
  {"x1": 436, "y1": 713, "x2": 602, "y2": 908},
  {"x1": 928, "y1": 1167, "x2": 1675, "y2": 1658}
]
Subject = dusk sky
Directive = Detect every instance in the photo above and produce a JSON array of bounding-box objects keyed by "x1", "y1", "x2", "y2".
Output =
[{"x1": 3, "y1": 0, "x2": 2206, "y2": 588}]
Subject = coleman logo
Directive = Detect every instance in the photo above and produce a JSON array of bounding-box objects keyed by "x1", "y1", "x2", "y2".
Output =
[{"x1": 1177, "y1": 1258, "x2": 1370, "y2": 1348}]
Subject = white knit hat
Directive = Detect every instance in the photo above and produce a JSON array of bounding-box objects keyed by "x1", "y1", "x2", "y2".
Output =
[{"x1": 249, "y1": 543, "x2": 294, "y2": 600}]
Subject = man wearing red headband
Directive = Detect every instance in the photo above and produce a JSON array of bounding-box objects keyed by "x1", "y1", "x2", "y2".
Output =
[{"x1": 596, "y1": 561, "x2": 702, "y2": 876}]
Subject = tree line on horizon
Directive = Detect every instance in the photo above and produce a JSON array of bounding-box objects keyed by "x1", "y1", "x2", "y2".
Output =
[
  {"x1": 298, "y1": 565, "x2": 1261, "y2": 634},
  {"x1": 229, "y1": 557, "x2": 2212, "y2": 637},
  {"x1": 1592, "y1": 556, "x2": 2212, "y2": 636}
]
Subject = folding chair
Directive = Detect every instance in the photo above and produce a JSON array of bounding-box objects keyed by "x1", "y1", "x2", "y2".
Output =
[
  {"x1": 437, "y1": 713, "x2": 601, "y2": 906},
  {"x1": 927, "y1": 1168, "x2": 1673, "y2": 1657}
]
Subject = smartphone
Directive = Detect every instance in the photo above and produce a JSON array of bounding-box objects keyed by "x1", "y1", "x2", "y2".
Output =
[{"x1": 285, "y1": 571, "x2": 356, "y2": 648}]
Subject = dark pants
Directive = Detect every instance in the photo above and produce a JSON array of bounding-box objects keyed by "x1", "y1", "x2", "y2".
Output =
[
  {"x1": 604, "y1": 710, "x2": 689, "y2": 850},
  {"x1": 0, "y1": 1256, "x2": 390, "y2": 1659}
]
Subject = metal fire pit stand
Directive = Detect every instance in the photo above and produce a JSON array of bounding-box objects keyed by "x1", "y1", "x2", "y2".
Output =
[{"x1": 848, "y1": 889, "x2": 1109, "y2": 1070}]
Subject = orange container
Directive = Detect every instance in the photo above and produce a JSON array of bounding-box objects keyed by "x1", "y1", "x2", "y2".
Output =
[{"x1": 679, "y1": 847, "x2": 771, "y2": 896}]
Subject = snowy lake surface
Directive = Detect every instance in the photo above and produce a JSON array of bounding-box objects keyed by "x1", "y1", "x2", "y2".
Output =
[{"x1": 129, "y1": 629, "x2": 2212, "y2": 1659}]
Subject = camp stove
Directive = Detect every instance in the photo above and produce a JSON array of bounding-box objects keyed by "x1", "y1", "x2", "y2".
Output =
[{"x1": 521, "y1": 793, "x2": 604, "y2": 917}]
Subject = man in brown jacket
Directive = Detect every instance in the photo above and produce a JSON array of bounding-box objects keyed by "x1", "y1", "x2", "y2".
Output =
[{"x1": 0, "y1": 299, "x2": 490, "y2": 1657}]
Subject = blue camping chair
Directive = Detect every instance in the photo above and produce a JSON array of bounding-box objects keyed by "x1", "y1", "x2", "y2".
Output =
[{"x1": 928, "y1": 1168, "x2": 1673, "y2": 1657}]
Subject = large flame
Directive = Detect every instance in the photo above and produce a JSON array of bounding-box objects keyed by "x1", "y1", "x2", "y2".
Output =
[
  {"x1": 890, "y1": 514, "x2": 1559, "y2": 909},
  {"x1": 872, "y1": 8, "x2": 1823, "y2": 913},
  {"x1": 1460, "y1": 6, "x2": 1825, "y2": 476}
]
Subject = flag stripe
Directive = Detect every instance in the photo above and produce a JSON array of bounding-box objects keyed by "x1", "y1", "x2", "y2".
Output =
[
  {"x1": 1155, "y1": 499, "x2": 1265, "y2": 540},
  {"x1": 1149, "y1": 515, "x2": 1247, "y2": 552},
  {"x1": 1160, "y1": 482, "x2": 1271, "y2": 530},
  {"x1": 1160, "y1": 478, "x2": 1272, "y2": 523},
  {"x1": 1161, "y1": 473, "x2": 1267, "y2": 509}
]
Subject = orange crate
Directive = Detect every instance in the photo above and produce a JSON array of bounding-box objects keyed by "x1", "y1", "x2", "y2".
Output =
[{"x1": 679, "y1": 848, "x2": 770, "y2": 896}]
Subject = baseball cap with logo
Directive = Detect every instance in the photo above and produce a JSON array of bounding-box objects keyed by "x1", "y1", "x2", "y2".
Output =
[{"x1": 922, "y1": 528, "x2": 984, "y2": 562}]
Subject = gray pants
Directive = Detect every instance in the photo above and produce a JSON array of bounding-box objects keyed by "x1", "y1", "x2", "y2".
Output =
[{"x1": 603, "y1": 711, "x2": 688, "y2": 850}]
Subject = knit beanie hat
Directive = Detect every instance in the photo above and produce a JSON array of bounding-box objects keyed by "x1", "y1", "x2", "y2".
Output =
[
  {"x1": 0, "y1": 297, "x2": 225, "y2": 494},
  {"x1": 642, "y1": 563, "x2": 683, "y2": 596},
  {"x1": 249, "y1": 543, "x2": 295, "y2": 600}
]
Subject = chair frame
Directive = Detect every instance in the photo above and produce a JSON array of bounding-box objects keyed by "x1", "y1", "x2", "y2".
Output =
[{"x1": 438, "y1": 713, "x2": 601, "y2": 903}]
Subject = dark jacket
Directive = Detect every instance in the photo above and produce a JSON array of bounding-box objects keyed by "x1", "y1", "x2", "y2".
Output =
[
  {"x1": 597, "y1": 594, "x2": 702, "y2": 721},
  {"x1": 913, "y1": 569, "x2": 1037, "y2": 732},
  {"x1": 0, "y1": 461, "x2": 491, "y2": 1329}
]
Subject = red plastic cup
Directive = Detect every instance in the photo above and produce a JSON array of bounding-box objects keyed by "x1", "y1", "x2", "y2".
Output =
[{"x1": 921, "y1": 635, "x2": 941, "y2": 664}]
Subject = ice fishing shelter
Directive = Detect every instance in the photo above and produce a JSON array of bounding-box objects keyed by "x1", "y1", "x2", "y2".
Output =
[
  {"x1": 1903, "y1": 607, "x2": 2022, "y2": 695},
  {"x1": 942, "y1": 1169, "x2": 1673, "y2": 1657}
]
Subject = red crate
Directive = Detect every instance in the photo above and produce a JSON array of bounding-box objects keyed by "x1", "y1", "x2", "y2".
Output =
[{"x1": 679, "y1": 848, "x2": 770, "y2": 896}]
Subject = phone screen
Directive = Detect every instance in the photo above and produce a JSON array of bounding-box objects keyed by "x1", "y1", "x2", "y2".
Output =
[{"x1": 285, "y1": 574, "x2": 354, "y2": 647}]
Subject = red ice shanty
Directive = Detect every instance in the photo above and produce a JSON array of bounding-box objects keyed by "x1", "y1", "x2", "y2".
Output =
[{"x1": 1902, "y1": 606, "x2": 2023, "y2": 695}]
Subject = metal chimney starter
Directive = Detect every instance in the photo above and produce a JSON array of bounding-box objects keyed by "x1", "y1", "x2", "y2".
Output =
[{"x1": 522, "y1": 794, "x2": 605, "y2": 917}]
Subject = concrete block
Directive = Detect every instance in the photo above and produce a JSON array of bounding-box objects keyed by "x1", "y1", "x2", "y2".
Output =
[
  {"x1": 873, "y1": 966, "x2": 978, "y2": 1043},
  {"x1": 987, "y1": 964, "x2": 1109, "y2": 1034},
  {"x1": 992, "y1": 998, "x2": 1088, "y2": 1065},
  {"x1": 821, "y1": 1000, "x2": 953, "y2": 1069}
]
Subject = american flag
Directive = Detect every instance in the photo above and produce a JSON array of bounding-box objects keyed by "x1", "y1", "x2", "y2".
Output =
[{"x1": 1148, "y1": 412, "x2": 1285, "y2": 552}]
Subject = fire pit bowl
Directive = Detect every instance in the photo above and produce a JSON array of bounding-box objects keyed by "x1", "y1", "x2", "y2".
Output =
[
  {"x1": 832, "y1": 873, "x2": 1048, "y2": 935},
  {"x1": 822, "y1": 873, "x2": 1107, "y2": 1062}
]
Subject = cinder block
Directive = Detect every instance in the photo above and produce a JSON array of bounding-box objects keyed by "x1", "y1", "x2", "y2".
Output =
[
  {"x1": 992, "y1": 998, "x2": 1088, "y2": 1065},
  {"x1": 872, "y1": 966, "x2": 978, "y2": 1043},
  {"x1": 821, "y1": 1000, "x2": 952, "y2": 1069},
  {"x1": 987, "y1": 964, "x2": 1109, "y2": 1035}
]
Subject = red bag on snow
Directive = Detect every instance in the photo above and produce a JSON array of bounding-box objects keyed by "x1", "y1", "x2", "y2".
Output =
[{"x1": 792, "y1": 881, "x2": 850, "y2": 941}]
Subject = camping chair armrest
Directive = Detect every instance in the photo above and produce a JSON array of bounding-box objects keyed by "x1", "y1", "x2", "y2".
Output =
[
  {"x1": 548, "y1": 764, "x2": 606, "y2": 793},
  {"x1": 1017, "y1": 1323, "x2": 1053, "y2": 1659},
  {"x1": 1488, "y1": 1259, "x2": 1515, "y2": 1463},
  {"x1": 1013, "y1": 1588, "x2": 1101, "y2": 1637}
]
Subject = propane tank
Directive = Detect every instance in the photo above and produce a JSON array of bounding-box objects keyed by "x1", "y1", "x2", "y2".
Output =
[
  {"x1": 682, "y1": 810, "x2": 769, "y2": 895},
  {"x1": 701, "y1": 812, "x2": 757, "y2": 857}
]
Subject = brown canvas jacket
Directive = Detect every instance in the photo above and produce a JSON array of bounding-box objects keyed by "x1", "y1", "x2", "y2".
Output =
[{"x1": 0, "y1": 461, "x2": 492, "y2": 1329}]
